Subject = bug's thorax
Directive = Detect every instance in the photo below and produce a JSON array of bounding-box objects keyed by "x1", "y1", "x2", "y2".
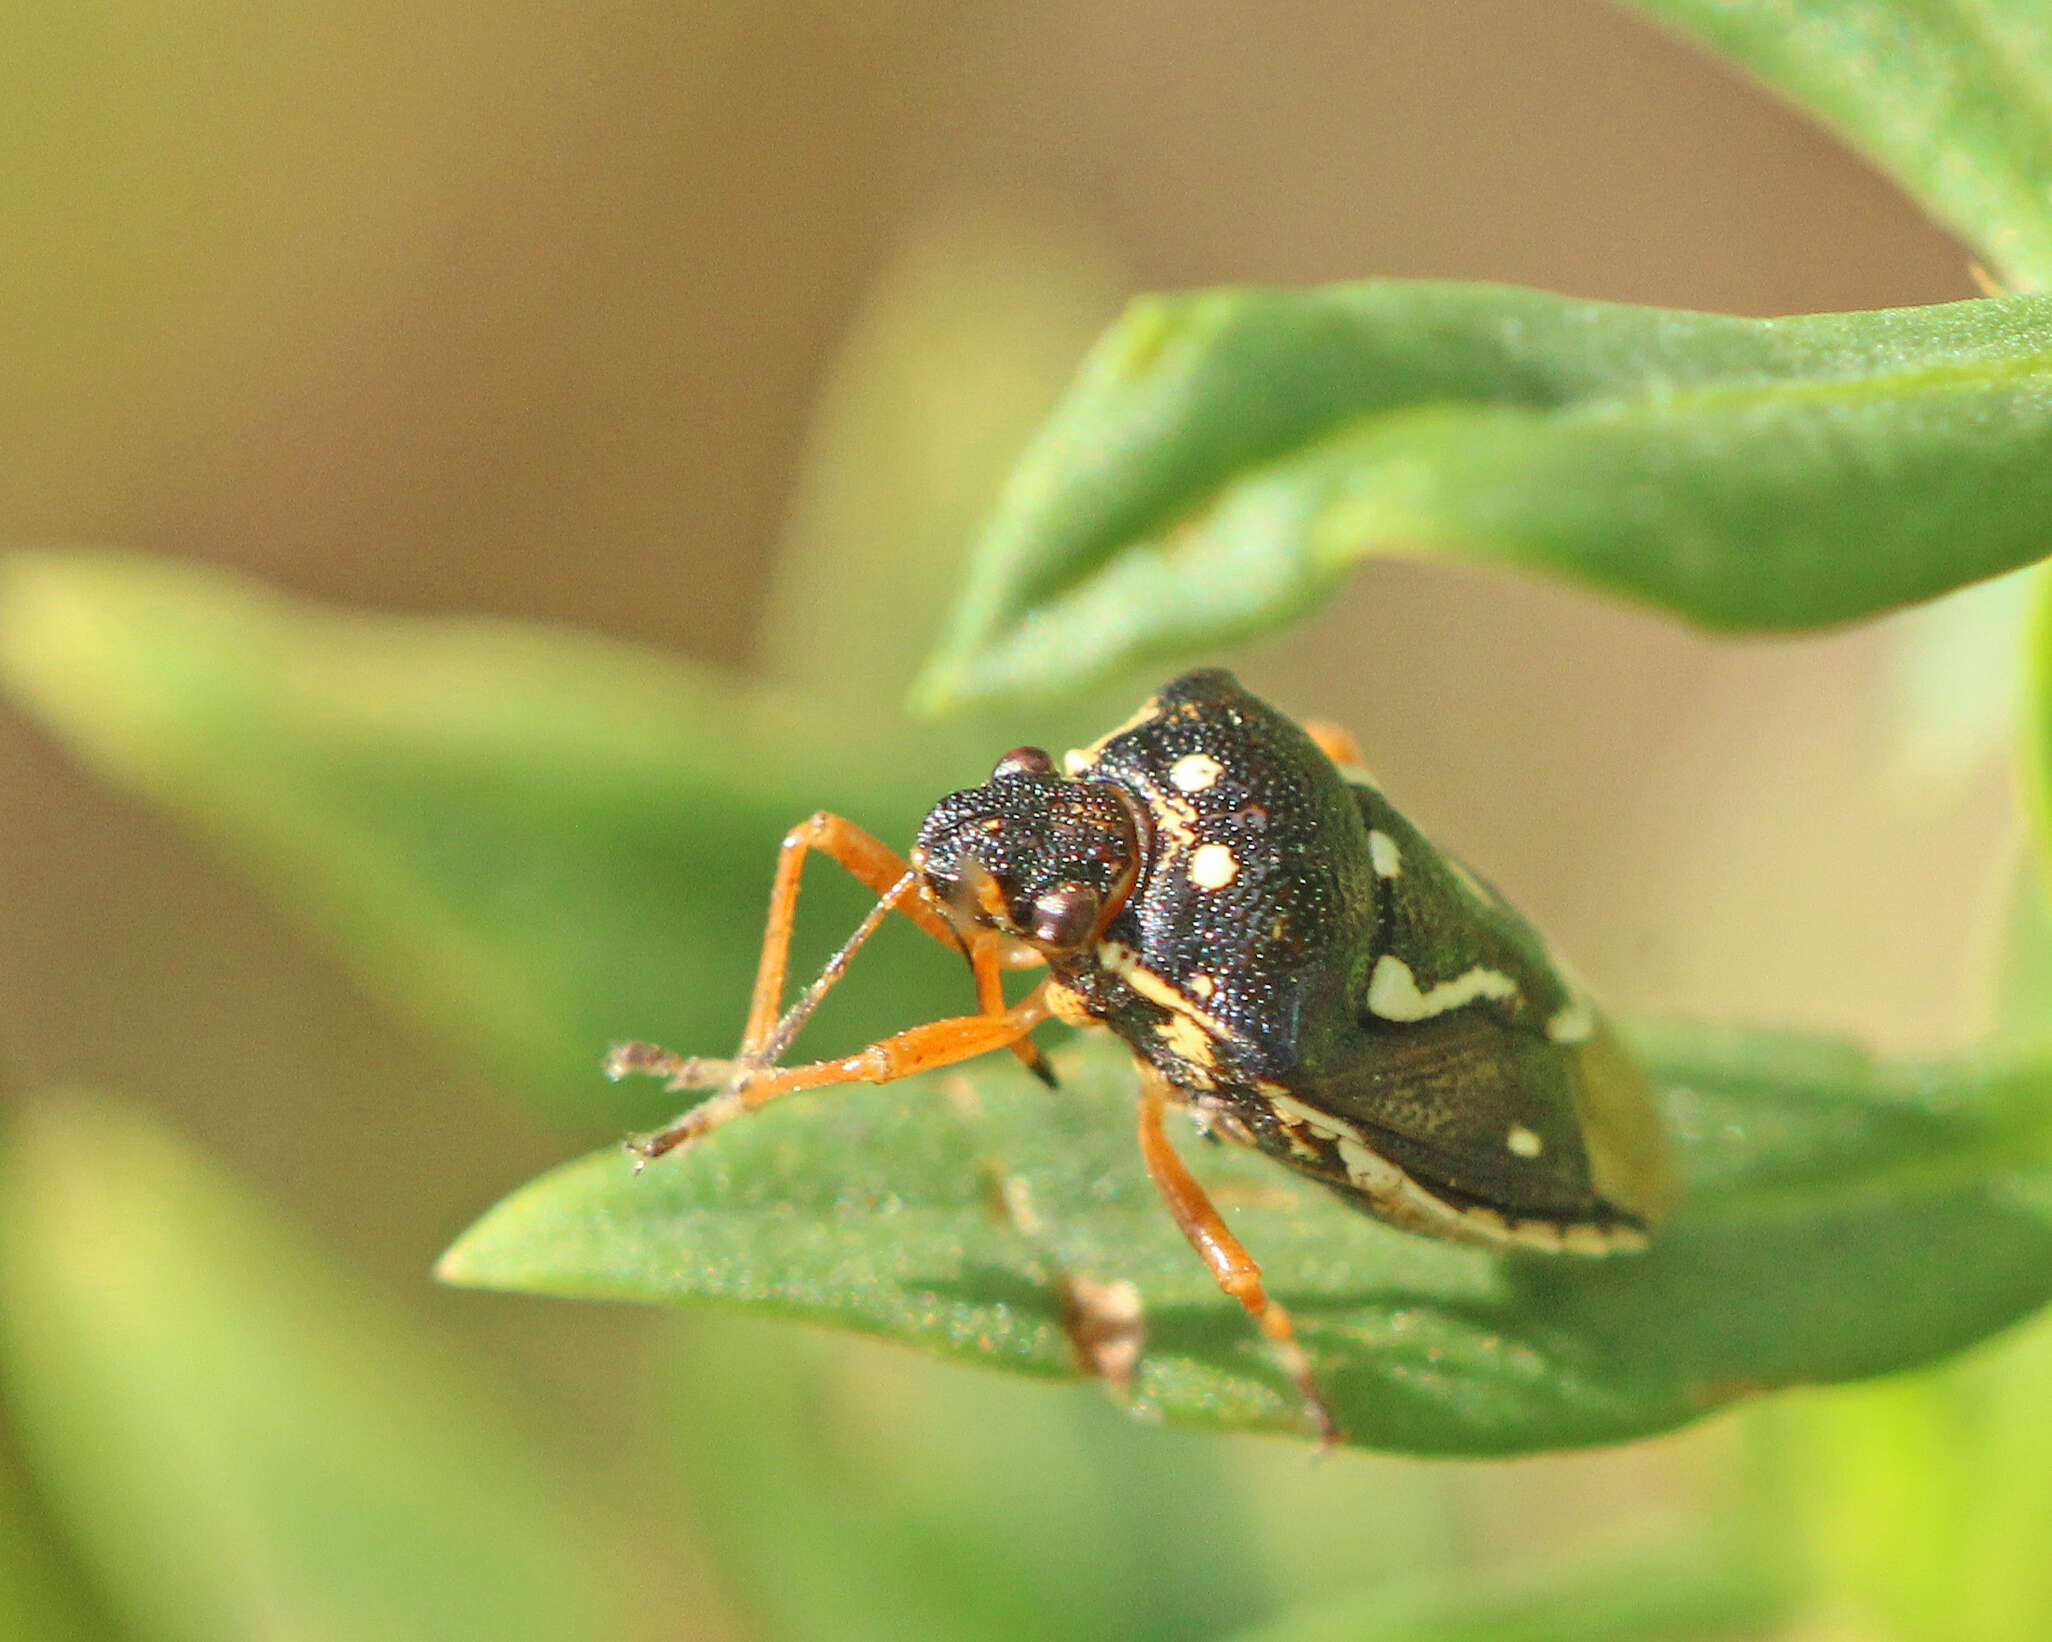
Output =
[{"x1": 909, "y1": 745, "x2": 1148, "y2": 967}]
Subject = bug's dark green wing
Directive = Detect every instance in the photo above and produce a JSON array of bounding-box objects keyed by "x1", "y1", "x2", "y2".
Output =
[
  {"x1": 1255, "y1": 777, "x2": 1677, "y2": 1245},
  {"x1": 1281, "y1": 1006, "x2": 1671, "y2": 1243}
]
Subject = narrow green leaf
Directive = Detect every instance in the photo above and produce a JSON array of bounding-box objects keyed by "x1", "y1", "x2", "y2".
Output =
[
  {"x1": 915, "y1": 285, "x2": 2052, "y2": 709},
  {"x1": 0, "y1": 1412, "x2": 123, "y2": 1642},
  {"x1": 0, "y1": 550, "x2": 963, "y2": 1129},
  {"x1": 441, "y1": 1021, "x2": 2052, "y2": 1456},
  {"x1": 1626, "y1": 0, "x2": 2052, "y2": 293},
  {"x1": 0, "y1": 1094, "x2": 621, "y2": 1642}
]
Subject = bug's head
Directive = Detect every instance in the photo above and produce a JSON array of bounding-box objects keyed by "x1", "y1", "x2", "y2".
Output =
[{"x1": 911, "y1": 746, "x2": 1144, "y2": 957}]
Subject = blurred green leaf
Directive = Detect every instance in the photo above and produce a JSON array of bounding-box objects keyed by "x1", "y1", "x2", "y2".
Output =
[
  {"x1": 0, "y1": 1094, "x2": 622, "y2": 1642},
  {"x1": 666, "y1": 1317, "x2": 1269, "y2": 1642},
  {"x1": 1216, "y1": 1540, "x2": 1789, "y2": 1642},
  {"x1": 0, "y1": 1412, "x2": 122, "y2": 1642},
  {"x1": 1626, "y1": 0, "x2": 2052, "y2": 293},
  {"x1": 914, "y1": 285, "x2": 2052, "y2": 709},
  {"x1": 1986, "y1": 853, "x2": 2052, "y2": 1053},
  {"x1": 759, "y1": 205, "x2": 1126, "y2": 709},
  {"x1": 442, "y1": 1021, "x2": 2052, "y2": 1455},
  {"x1": 1759, "y1": 1309, "x2": 2052, "y2": 1642},
  {"x1": 0, "y1": 550, "x2": 966, "y2": 1130}
]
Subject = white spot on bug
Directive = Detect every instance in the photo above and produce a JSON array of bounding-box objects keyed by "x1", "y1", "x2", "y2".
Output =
[
  {"x1": 1546, "y1": 998, "x2": 1596, "y2": 1044},
  {"x1": 1186, "y1": 973, "x2": 1216, "y2": 1000},
  {"x1": 1169, "y1": 752, "x2": 1224, "y2": 793},
  {"x1": 1366, "y1": 955, "x2": 1520, "y2": 1021},
  {"x1": 1187, "y1": 842, "x2": 1240, "y2": 889},
  {"x1": 1062, "y1": 747, "x2": 1091, "y2": 776},
  {"x1": 1507, "y1": 1124, "x2": 1543, "y2": 1158},
  {"x1": 1368, "y1": 829, "x2": 1402, "y2": 878}
]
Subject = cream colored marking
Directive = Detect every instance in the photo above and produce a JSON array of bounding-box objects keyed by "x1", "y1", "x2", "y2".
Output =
[
  {"x1": 1043, "y1": 980, "x2": 1098, "y2": 1029},
  {"x1": 1266, "y1": 1090, "x2": 1368, "y2": 1146},
  {"x1": 1144, "y1": 786, "x2": 1203, "y2": 851},
  {"x1": 1186, "y1": 973, "x2": 1216, "y2": 1001},
  {"x1": 1159, "y1": 1011, "x2": 1222, "y2": 1073},
  {"x1": 1507, "y1": 1124, "x2": 1544, "y2": 1159},
  {"x1": 1261, "y1": 1084, "x2": 1645, "y2": 1256},
  {"x1": 1546, "y1": 997, "x2": 1596, "y2": 1045},
  {"x1": 1366, "y1": 955, "x2": 1520, "y2": 1021},
  {"x1": 1187, "y1": 842, "x2": 1240, "y2": 889},
  {"x1": 1098, "y1": 942, "x2": 1244, "y2": 1046},
  {"x1": 1062, "y1": 747, "x2": 1091, "y2": 776},
  {"x1": 1169, "y1": 752, "x2": 1224, "y2": 793},
  {"x1": 1367, "y1": 829, "x2": 1402, "y2": 878},
  {"x1": 1337, "y1": 1136, "x2": 1401, "y2": 1192}
]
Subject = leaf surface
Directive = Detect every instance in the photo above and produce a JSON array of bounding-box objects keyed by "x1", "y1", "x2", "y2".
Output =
[
  {"x1": 442, "y1": 1022, "x2": 2052, "y2": 1455},
  {"x1": 916, "y1": 285, "x2": 2052, "y2": 707}
]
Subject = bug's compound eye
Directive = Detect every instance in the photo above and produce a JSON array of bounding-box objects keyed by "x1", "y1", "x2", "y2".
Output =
[
  {"x1": 1027, "y1": 881, "x2": 1100, "y2": 950},
  {"x1": 991, "y1": 746, "x2": 1056, "y2": 781}
]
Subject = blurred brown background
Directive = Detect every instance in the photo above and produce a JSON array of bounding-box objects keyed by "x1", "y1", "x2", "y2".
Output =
[{"x1": 0, "y1": 6, "x2": 2011, "y2": 1620}]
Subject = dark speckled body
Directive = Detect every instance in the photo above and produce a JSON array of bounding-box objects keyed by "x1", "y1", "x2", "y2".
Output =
[{"x1": 917, "y1": 669, "x2": 1674, "y2": 1249}]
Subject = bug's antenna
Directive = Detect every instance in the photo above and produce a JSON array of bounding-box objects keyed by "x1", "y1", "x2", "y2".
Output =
[
  {"x1": 753, "y1": 868, "x2": 918, "y2": 1071},
  {"x1": 614, "y1": 869, "x2": 924, "y2": 1165}
]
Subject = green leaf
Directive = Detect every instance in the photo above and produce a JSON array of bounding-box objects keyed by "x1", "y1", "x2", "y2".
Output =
[
  {"x1": 0, "y1": 550, "x2": 966, "y2": 1129},
  {"x1": 1626, "y1": 0, "x2": 2052, "y2": 294},
  {"x1": 0, "y1": 1413, "x2": 123, "y2": 1642},
  {"x1": 1757, "y1": 1308, "x2": 2052, "y2": 1642},
  {"x1": 1215, "y1": 1540, "x2": 1790, "y2": 1642},
  {"x1": 914, "y1": 284, "x2": 2052, "y2": 709},
  {"x1": 440, "y1": 1021, "x2": 2052, "y2": 1456},
  {"x1": 0, "y1": 1094, "x2": 622, "y2": 1642}
]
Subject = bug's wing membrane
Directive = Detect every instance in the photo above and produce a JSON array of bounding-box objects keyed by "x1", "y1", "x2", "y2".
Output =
[{"x1": 1292, "y1": 1009, "x2": 1638, "y2": 1225}]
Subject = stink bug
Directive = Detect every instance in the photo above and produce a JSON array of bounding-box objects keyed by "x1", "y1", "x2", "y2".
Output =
[{"x1": 610, "y1": 668, "x2": 1675, "y2": 1441}]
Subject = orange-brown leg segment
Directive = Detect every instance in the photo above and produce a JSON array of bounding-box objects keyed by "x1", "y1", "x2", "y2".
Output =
[
  {"x1": 628, "y1": 985, "x2": 1056, "y2": 1162},
  {"x1": 611, "y1": 809, "x2": 1046, "y2": 1085},
  {"x1": 1135, "y1": 1070, "x2": 1339, "y2": 1446},
  {"x1": 1301, "y1": 718, "x2": 1366, "y2": 771},
  {"x1": 971, "y1": 934, "x2": 1055, "y2": 1085},
  {"x1": 738, "y1": 812, "x2": 1045, "y2": 1078},
  {"x1": 739, "y1": 811, "x2": 961, "y2": 1051}
]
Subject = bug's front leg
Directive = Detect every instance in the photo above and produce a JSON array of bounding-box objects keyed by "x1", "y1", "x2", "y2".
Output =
[
  {"x1": 1135, "y1": 1068, "x2": 1339, "y2": 1446},
  {"x1": 610, "y1": 811, "x2": 1048, "y2": 1098},
  {"x1": 627, "y1": 986, "x2": 1056, "y2": 1163}
]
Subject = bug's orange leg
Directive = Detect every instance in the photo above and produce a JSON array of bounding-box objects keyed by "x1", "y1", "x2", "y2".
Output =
[
  {"x1": 628, "y1": 985, "x2": 1056, "y2": 1163},
  {"x1": 1135, "y1": 1069, "x2": 1339, "y2": 1446},
  {"x1": 971, "y1": 936, "x2": 1055, "y2": 1086},
  {"x1": 734, "y1": 811, "x2": 1048, "y2": 1076},
  {"x1": 738, "y1": 811, "x2": 962, "y2": 1053},
  {"x1": 1301, "y1": 718, "x2": 1367, "y2": 772},
  {"x1": 612, "y1": 809, "x2": 1045, "y2": 1087}
]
